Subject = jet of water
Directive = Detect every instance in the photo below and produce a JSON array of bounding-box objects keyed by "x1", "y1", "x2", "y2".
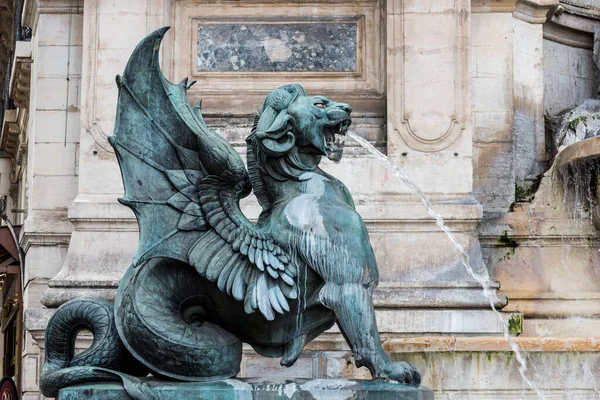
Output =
[{"x1": 347, "y1": 130, "x2": 544, "y2": 399}]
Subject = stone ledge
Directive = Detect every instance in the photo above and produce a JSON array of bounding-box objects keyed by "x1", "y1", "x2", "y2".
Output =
[
  {"x1": 502, "y1": 296, "x2": 600, "y2": 318},
  {"x1": 383, "y1": 336, "x2": 600, "y2": 353},
  {"x1": 523, "y1": 317, "x2": 600, "y2": 337},
  {"x1": 68, "y1": 194, "x2": 484, "y2": 223},
  {"x1": 513, "y1": 0, "x2": 559, "y2": 24},
  {"x1": 471, "y1": 0, "x2": 515, "y2": 13},
  {"x1": 57, "y1": 379, "x2": 433, "y2": 400}
]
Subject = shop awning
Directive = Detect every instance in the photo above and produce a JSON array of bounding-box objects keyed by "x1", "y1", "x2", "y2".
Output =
[{"x1": 0, "y1": 225, "x2": 20, "y2": 271}]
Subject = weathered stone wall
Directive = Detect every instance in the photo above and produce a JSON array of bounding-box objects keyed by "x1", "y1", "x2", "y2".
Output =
[
  {"x1": 512, "y1": 14, "x2": 548, "y2": 193},
  {"x1": 472, "y1": 12, "x2": 515, "y2": 213},
  {"x1": 544, "y1": 39, "x2": 596, "y2": 115},
  {"x1": 20, "y1": 4, "x2": 83, "y2": 397}
]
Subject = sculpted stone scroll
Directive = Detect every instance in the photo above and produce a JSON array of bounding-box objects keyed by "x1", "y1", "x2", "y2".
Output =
[{"x1": 39, "y1": 27, "x2": 420, "y2": 398}]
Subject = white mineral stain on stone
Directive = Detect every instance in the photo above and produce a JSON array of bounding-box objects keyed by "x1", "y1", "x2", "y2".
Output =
[
  {"x1": 262, "y1": 38, "x2": 292, "y2": 63},
  {"x1": 292, "y1": 33, "x2": 306, "y2": 43},
  {"x1": 283, "y1": 382, "x2": 299, "y2": 398},
  {"x1": 222, "y1": 379, "x2": 253, "y2": 400},
  {"x1": 299, "y1": 379, "x2": 355, "y2": 400}
]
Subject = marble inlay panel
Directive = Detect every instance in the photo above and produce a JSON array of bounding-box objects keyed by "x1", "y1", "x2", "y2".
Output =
[{"x1": 196, "y1": 22, "x2": 357, "y2": 72}]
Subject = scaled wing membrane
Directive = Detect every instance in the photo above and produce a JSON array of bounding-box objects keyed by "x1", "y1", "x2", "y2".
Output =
[{"x1": 109, "y1": 27, "x2": 297, "y2": 320}]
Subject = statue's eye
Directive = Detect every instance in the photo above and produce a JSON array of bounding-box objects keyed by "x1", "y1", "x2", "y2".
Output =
[{"x1": 315, "y1": 103, "x2": 326, "y2": 109}]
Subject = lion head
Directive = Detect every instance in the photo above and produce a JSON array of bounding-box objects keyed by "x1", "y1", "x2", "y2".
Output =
[{"x1": 246, "y1": 84, "x2": 352, "y2": 184}]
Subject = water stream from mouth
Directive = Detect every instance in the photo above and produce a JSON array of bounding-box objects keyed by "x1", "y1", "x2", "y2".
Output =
[{"x1": 346, "y1": 130, "x2": 544, "y2": 398}]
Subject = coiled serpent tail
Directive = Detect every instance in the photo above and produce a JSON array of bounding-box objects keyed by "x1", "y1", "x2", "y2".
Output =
[
  {"x1": 39, "y1": 298, "x2": 148, "y2": 398},
  {"x1": 114, "y1": 258, "x2": 243, "y2": 381}
]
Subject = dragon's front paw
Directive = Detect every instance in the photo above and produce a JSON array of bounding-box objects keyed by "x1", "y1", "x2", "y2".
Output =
[{"x1": 381, "y1": 361, "x2": 421, "y2": 386}]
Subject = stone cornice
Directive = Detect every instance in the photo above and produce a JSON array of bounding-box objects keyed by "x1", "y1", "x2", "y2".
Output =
[
  {"x1": 514, "y1": 0, "x2": 559, "y2": 23},
  {"x1": 552, "y1": 3, "x2": 600, "y2": 32},
  {"x1": 0, "y1": 105, "x2": 28, "y2": 190},
  {"x1": 1, "y1": 110, "x2": 20, "y2": 157},
  {"x1": 543, "y1": 20, "x2": 594, "y2": 48},
  {"x1": 70, "y1": 194, "x2": 484, "y2": 219},
  {"x1": 384, "y1": 336, "x2": 600, "y2": 353},
  {"x1": 541, "y1": 1, "x2": 599, "y2": 48},
  {"x1": 10, "y1": 41, "x2": 32, "y2": 109},
  {"x1": 559, "y1": 1, "x2": 600, "y2": 21},
  {"x1": 21, "y1": 233, "x2": 71, "y2": 253},
  {"x1": 23, "y1": 0, "x2": 82, "y2": 36},
  {"x1": 21, "y1": 214, "x2": 74, "y2": 251},
  {"x1": 471, "y1": 0, "x2": 516, "y2": 13}
]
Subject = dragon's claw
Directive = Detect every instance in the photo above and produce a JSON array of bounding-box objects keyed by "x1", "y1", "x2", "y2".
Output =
[{"x1": 381, "y1": 361, "x2": 421, "y2": 386}]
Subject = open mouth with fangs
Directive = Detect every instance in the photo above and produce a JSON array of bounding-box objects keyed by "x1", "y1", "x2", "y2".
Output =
[{"x1": 324, "y1": 119, "x2": 351, "y2": 162}]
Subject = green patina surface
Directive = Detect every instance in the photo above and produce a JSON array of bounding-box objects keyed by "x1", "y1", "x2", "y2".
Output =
[{"x1": 40, "y1": 26, "x2": 424, "y2": 399}]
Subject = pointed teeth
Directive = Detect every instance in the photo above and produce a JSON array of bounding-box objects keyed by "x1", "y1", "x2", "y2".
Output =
[{"x1": 332, "y1": 121, "x2": 350, "y2": 135}]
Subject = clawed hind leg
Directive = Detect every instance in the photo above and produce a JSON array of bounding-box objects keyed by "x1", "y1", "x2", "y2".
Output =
[{"x1": 320, "y1": 283, "x2": 420, "y2": 385}]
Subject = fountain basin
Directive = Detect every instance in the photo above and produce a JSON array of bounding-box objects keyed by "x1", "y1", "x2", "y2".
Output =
[{"x1": 555, "y1": 136, "x2": 600, "y2": 170}]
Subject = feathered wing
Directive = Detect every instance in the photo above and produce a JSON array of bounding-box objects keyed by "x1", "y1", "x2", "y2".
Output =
[{"x1": 109, "y1": 27, "x2": 297, "y2": 320}]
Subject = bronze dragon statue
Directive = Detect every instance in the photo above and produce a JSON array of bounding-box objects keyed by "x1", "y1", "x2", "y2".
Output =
[{"x1": 40, "y1": 27, "x2": 420, "y2": 398}]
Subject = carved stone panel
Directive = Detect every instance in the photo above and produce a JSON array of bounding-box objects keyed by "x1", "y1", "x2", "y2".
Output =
[
  {"x1": 170, "y1": 0, "x2": 385, "y2": 116},
  {"x1": 387, "y1": 0, "x2": 470, "y2": 153}
]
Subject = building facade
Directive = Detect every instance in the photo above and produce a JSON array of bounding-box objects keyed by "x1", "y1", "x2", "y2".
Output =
[{"x1": 0, "y1": 0, "x2": 597, "y2": 398}]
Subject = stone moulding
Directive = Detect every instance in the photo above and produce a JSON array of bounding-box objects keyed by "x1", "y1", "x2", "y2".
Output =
[
  {"x1": 387, "y1": 0, "x2": 469, "y2": 152},
  {"x1": 554, "y1": 136, "x2": 600, "y2": 169},
  {"x1": 543, "y1": 21, "x2": 595, "y2": 48},
  {"x1": 194, "y1": 18, "x2": 361, "y2": 74},
  {"x1": 471, "y1": 0, "x2": 516, "y2": 13},
  {"x1": 383, "y1": 336, "x2": 600, "y2": 353},
  {"x1": 42, "y1": 281, "x2": 507, "y2": 311},
  {"x1": 543, "y1": 1, "x2": 600, "y2": 49},
  {"x1": 513, "y1": 0, "x2": 559, "y2": 24},
  {"x1": 22, "y1": 0, "x2": 82, "y2": 38},
  {"x1": 171, "y1": 0, "x2": 385, "y2": 116}
]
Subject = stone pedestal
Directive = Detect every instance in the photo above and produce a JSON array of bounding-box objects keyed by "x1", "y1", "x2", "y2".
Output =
[{"x1": 57, "y1": 379, "x2": 434, "y2": 400}]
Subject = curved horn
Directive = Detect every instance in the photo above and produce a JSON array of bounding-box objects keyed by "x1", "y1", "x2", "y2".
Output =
[{"x1": 260, "y1": 132, "x2": 296, "y2": 156}]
